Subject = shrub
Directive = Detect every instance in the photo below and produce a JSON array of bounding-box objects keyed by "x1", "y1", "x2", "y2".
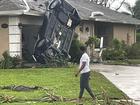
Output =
[
  {"x1": 102, "y1": 48, "x2": 127, "y2": 60},
  {"x1": 102, "y1": 39, "x2": 140, "y2": 60},
  {"x1": 102, "y1": 39, "x2": 127, "y2": 60},
  {"x1": 85, "y1": 36, "x2": 100, "y2": 48},
  {"x1": 69, "y1": 33, "x2": 83, "y2": 63},
  {"x1": 127, "y1": 42, "x2": 140, "y2": 59},
  {"x1": 44, "y1": 55, "x2": 69, "y2": 67},
  {"x1": 0, "y1": 51, "x2": 21, "y2": 69}
]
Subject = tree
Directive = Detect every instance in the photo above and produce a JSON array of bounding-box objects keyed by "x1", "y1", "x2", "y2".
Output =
[
  {"x1": 133, "y1": 0, "x2": 140, "y2": 19},
  {"x1": 91, "y1": 0, "x2": 126, "y2": 11},
  {"x1": 92, "y1": 0, "x2": 115, "y2": 7},
  {"x1": 122, "y1": 2, "x2": 134, "y2": 15}
]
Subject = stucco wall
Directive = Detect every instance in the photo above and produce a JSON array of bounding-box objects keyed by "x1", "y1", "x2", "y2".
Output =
[
  {"x1": 0, "y1": 15, "x2": 43, "y2": 59},
  {"x1": 0, "y1": 17, "x2": 9, "y2": 58},
  {"x1": 113, "y1": 24, "x2": 136, "y2": 45},
  {"x1": 76, "y1": 22, "x2": 136, "y2": 46},
  {"x1": 75, "y1": 21, "x2": 94, "y2": 43}
]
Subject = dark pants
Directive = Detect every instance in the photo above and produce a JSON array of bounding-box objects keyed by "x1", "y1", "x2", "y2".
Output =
[{"x1": 79, "y1": 72, "x2": 95, "y2": 99}]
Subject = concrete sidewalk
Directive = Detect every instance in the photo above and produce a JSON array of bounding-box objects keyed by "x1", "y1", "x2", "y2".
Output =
[{"x1": 91, "y1": 64, "x2": 140, "y2": 105}]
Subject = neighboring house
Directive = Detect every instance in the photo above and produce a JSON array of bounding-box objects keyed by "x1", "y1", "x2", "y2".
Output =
[{"x1": 0, "y1": 0, "x2": 140, "y2": 60}]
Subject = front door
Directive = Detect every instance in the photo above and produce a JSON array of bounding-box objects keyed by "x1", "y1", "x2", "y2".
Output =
[{"x1": 94, "y1": 22, "x2": 113, "y2": 47}]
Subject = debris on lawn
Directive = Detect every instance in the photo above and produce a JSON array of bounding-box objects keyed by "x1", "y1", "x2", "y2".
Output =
[
  {"x1": 0, "y1": 85, "x2": 77, "y2": 103},
  {"x1": 0, "y1": 85, "x2": 42, "y2": 91},
  {"x1": 0, "y1": 85, "x2": 134, "y2": 105},
  {"x1": 0, "y1": 95, "x2": 15, "y2": 103}
]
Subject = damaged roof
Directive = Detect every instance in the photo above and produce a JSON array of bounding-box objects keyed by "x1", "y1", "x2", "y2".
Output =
[
  {"x1": 0, "y1": 0, "x2": 26, "y2": 11},
  {"x1": 0, "y1": 0, "x2": 140, "y2": 25},
  {"x1": 27, "y1": 0, "x2": 46, "y2": 14},
  {"x1": 0, "y1": 0, "x2": 46, "y2": 15}
]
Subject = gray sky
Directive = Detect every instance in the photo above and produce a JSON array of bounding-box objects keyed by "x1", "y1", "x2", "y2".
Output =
[
  {"x1": 111, "y1": 0, "x2": 137, "y2": 12},
  {"x1": 126, "y1": 0, "x2": 137, "y2": 6}
]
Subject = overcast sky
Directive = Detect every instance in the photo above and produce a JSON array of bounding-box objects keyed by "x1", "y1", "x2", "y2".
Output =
[
  {"x1": 110, "y1": 0, "x2": 137, "y2": 13},
  {"x1": 125, "y1": 0, "x2": 137, "y2": 6}
]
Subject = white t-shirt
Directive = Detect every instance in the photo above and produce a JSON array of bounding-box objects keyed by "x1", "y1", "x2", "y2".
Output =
[{"x1": 79, "y1": 52, "x2": 90, "y2": 74}]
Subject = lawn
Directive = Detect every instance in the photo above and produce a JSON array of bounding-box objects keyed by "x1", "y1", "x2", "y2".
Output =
[
  {"x1": 104, "y1": 59, "x2": 140, "y2": 66},
  {"x1": 0, "y1": 67, "x2": 128, "y2": 105}
]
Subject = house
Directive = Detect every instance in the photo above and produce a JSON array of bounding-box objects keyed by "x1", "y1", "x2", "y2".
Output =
[
  {"x1": 68, "y1": 0, "x2": 140, "y2": 46},
  {"x1": 0, "y1": 0, "x2": 140, "y2": 61},
  {"x1": 0, "y1": 0, "x2": 46, "y2": 59}
]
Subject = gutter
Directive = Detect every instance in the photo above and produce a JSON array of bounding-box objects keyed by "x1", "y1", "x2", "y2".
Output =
[
  {"x1": 0, "y1": 11, "x2": 42, "y2": 16},
  {"x1": 0, "y1": 10, "x2": 24, "y2": 16}
]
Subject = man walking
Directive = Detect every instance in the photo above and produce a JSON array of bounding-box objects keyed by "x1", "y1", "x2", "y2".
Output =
[{"x1": 75, "y1": 46, "x2": 96, "y2": 104}]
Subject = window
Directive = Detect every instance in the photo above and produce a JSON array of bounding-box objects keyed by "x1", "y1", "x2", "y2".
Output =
[
  {"x1": 85, "y1": 27, "x2": 89, "y2": 32},
  {"x1": 79, "y1": 25, "x2": 83, "y2": 32}
]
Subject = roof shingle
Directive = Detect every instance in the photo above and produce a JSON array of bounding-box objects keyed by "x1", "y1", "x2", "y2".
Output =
[
  {"x1": 0, "y1": 0, "x2": 140, "y2": 25},
  {"x1": 0, "y1": 0, "x2": 26, "y2": 11},
  {"x1": 66, "y1": 0, "x2": 140, "y2": 25}
]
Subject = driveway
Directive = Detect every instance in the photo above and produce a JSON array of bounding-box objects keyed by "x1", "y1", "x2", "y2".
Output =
[{"x1": 92, "y1": 64, "x2": 140, "y2": 105}]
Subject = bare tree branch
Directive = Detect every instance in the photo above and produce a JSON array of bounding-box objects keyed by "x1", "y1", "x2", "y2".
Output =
[
  {"x1": 115, "y1": 0, "x2": 126, "y2": 11},
  {"x1": 94, "y1": 0, "x2": 99, "y2": 4},
  {"x1": 92, "y1": 0, "x2": 128, "y2": 12},
  {"x1": 123, "y1": 2, "x2": 134, "y2": 15},
  {"x1": 108, "y1": 0, "x2": 115, "y2": 8},
  {"x1": 104, "y1": 0, "x2": 108, "y2": 7},
  {"x1": 98, "y1": 0, "x2": 104, "y2": 5}
]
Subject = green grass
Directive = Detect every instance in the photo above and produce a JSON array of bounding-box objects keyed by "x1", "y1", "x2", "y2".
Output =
[
  {"x1": 104, "y1": 59, "x2": 140, "y2": 65},
  {"x1": 0, "y1": 67, "x2": 127, "y2": 105},
  {"x1": 127, "y1": 59, "x2": 140, "y2": 65}
]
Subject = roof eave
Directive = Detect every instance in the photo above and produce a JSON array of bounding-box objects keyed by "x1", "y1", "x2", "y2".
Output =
[
  {"x1": 95, "y1": 19, "x2": 140, "y2": 25},
  {"x1": 80, "y1": 17, "x2": 140, "y2": 25},
  {"x1": 0, "y1": 10, "x2": 24, "y2": 16},
  {"x1": 24, "y1": 12, "x2": 43, "y2": 16},
  {"x1": 0, "y1": 10, "x2": 43, "y2": 16}
]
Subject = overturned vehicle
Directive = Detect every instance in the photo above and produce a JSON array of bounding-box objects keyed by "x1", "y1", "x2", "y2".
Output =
[{"x1": 33, "y1": 0, "x2": 80, "y2": 64}]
